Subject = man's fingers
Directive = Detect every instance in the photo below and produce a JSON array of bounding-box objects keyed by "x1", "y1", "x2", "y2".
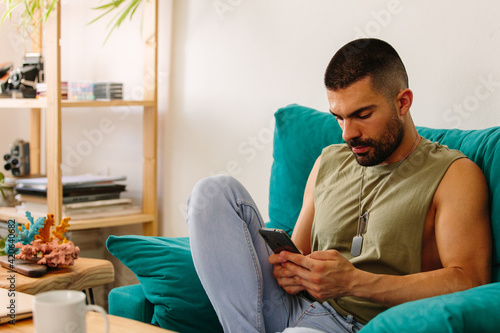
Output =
[
  {"x1": 273, "y1": 264, "x2": 295, "y2": 278},
  {"x1": 280, "y1": 251, "x2": 312, "y2": 268},
  {"x1": 269, "y1": 253, "x2": 284, "y2": 265},
  {"x1": 309, "y1": 250, "x2": 340, "y2": 260},
  {"x1": 284, "y1": 285, "x2": 306, "y2": 295},
  {"x1": 282, "y1": 260, "x2": 311, "y2": 280}
]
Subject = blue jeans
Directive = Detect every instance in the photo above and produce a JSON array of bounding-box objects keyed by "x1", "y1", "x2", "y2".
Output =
[{"x1": 187, "y1": 175, "x2": 364, "y2": 333}]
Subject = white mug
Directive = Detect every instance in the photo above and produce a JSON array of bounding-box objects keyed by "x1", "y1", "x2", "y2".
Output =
[{"x1": 33, "y1": 290, "x2": 109, "y2": 333}]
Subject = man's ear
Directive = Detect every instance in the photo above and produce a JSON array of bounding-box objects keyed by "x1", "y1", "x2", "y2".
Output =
[{"x1": 396, "y1": 89, "x2": 413, "y2": 116}]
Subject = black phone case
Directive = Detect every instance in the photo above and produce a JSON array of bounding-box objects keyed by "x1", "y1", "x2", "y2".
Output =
[{"x1": 259, "y1": 228, "x2": 301, "y2": 254}]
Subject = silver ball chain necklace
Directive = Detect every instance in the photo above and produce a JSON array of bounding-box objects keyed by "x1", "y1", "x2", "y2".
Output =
[{"x1": 351, "y1": 133, "x2": 421, "y2": 257}]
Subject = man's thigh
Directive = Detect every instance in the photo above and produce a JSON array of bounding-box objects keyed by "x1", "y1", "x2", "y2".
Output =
[{"x1": 286, "y1": 300, "x2": 364, "y2": 333}]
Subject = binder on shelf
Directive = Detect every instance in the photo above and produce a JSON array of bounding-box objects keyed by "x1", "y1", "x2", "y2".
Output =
[
  {"x1": 94, "y1": 82, "x2": 123, "y2": 100},
  {"x1": 16, "y1": 198, "x2": 141, "y2": 220},
  {"x1": 14, "y1": 174, "x2": 139, "y2": 220},
  {"x1": 16, "y1": 192, "x2": 122, "y2": 204},
  {"x1": 15, "y1": 174, "x2": 127, "y2": 187},
  {"x1": 15, "y1": 183, "x2": 126, "y2": 198}
]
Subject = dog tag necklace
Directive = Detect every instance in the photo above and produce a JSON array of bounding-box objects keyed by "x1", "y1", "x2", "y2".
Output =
[{"x1": 351, "y1": 134, "x2": 420, "y2": 257}]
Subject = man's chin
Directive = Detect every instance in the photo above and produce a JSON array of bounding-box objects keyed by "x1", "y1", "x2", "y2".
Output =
[{"x1": 354, "y1": 153, "x2": 379, "y2": 167}]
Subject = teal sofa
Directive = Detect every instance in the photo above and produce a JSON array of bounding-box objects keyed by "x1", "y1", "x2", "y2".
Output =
[{"x1": 107, "y1": 104, "x2": 500, "y2": 332}]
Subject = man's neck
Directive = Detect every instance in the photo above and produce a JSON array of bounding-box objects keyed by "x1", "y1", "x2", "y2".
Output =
[{"x1": 380, "y1": 129, "x2": 420, "y2": 165}]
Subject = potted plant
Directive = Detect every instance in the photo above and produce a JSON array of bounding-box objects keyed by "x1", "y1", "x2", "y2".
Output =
[
  {"x1": 1, "y1": 0, "x2": 146, "y2": 41},
  {"x1": 0, "y1": 0, "x2": 58, "y2": 39}
]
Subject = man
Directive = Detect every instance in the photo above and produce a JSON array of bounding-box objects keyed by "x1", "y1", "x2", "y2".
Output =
[{"x1": 187, "y1": 38, "x2": 491, "y2": 333}]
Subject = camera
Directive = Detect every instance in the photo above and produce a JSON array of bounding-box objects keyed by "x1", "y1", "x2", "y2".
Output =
[
  {"x1": 4, "y1": 140, "x2": 30, "y2": 177},
  {"x1": 0, "y1": 53, "x2": 44, "y2": 98}
]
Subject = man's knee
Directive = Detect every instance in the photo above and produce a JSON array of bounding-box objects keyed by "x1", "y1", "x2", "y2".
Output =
[
  {"x1": 188, "y1": 175, "x2": 241, "y2": 216},
  {"x1": 191, "y1": 175, "x2": 239, "y2": 200}
]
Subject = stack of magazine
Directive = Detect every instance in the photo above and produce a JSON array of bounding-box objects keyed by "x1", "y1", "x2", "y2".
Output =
[
  {"x1": 94, "y1": 82, "x2": 123, "y2": 100},
  {"x1": 14, "y1": 174, "x2": 141, "y2": 220},
  {"x1": 35, "y1": 81, "x2": 123, "y2": 101}
]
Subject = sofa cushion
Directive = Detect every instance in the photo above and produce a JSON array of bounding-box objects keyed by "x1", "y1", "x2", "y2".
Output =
[
  {"x1": 106, "y1": 235, "x2": 223, "y2": 333},
  {"x1": 268, "y1": 104, "x2": 499, "y2": 280},
  {"x1": 361, "y1": 282, "x2": 500, "y2": 332},
  {"x1": 108, "y1": 284, "x2": 154, "y2": 323},
  {"x1": 268, "y1": 104, "x2": 343, "y2": 234}
]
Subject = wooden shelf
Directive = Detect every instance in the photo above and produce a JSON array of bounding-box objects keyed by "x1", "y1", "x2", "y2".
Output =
[
  {"x1": 0, "y1": 98, "x2": 46, "y2": 108},
  {"x1": 0, "y1": 207, "x2": 154, "y2": 230},
  {"x1": 0, "y1": 0, "x2": 159, "y2": 236},
  {"x1": 0, "y1": 99, "x2": 156, "y2": 109}
]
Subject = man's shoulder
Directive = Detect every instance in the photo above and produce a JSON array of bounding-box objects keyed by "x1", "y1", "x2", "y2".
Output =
[
  {"x1": 442, "y1": 157, "x2": 487, "y2": 184},
  {"x1": 408, "y1": 138, "x2": 466, "y2": 172},
  {"x1": 419, "y1": 138, "x2": 466, "y2": 159}
]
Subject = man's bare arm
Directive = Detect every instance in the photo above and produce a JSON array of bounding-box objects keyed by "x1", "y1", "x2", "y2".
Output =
[
  {"x1": 269, "y1": 156, "x2": 321, "y2": 295},
  {"x1": 290, "y1": 156, "x2": 321, "y2": 255},
  {"x1": 280, "y1": 158, "x2": 491, "y2": 307}
]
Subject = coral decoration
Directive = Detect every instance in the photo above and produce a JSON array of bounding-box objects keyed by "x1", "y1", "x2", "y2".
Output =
[
  {"x1": 7, "y1": 211, "x2": 80, "y2": 267},
  {"x1": 15, "y1": 238, "x2": 80, "y2": 267},
  {"x1": 35, "y1": 214, "x2": 55, "y2": 243},
  {"x1": 16, "y1": 211, "x2": 46, "y2": 245},
  {"x1": 52, "y1": 217, "x2": 71, "y2": 243}
]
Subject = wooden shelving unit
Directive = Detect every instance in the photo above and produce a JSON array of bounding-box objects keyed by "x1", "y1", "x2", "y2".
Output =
[{"x1": 0, "y1": 1, "x2": 158, "y2": 236}]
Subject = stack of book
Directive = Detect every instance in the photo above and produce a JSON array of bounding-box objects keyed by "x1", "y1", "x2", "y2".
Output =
[
  {"x1": 94, "y1": 82, "x2": 123, "y2": 100},
  {"x1": 36, "y1": 82, "x2": 68, "y2": 100},
  {"x1": 67, "y1": 81, "x2": 94, "y2": 101},
  {"x1": 35, "y1": 81, "x2": 123, "y2": 101},
  {"x1": 14, "y1": 174, "x2": 141, "y2": 220}
]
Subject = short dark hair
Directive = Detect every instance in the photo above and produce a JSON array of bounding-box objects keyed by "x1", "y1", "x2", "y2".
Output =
[{"x1": 324, "y1": 38, "x2": 408, "y2": 99}]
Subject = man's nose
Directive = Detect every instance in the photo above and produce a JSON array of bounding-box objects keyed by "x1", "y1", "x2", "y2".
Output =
[{"x1": 341, "y1": 120, "x2": 361, "y2": 143}]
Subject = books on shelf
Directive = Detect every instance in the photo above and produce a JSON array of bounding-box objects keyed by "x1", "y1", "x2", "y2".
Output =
[
  {"x1": 16, "y1": 192, "x2": 122, "y2": 204},
  {"x1": 14, "y1": 174, "x2": 141, "y2": 220},
  {"x1": 16, "y1": 174, "x2": 127, "y2": 187},
  {"x1": 94, "y1": 82, "x2": 123, "y2": 100},
  {"x1": 68, "y1": 81, "x2": 94, "y2": 101},
  {"x1": 36, "y1": 81, "x2": 124, "y2": 101},
  {"x1": 15, "y1": 183, "x2": 126, "y2": 198},
  {"x1": 15, "y1": 198, "x2": 141, "y2": 221},
  {"x1": 36, "y1": 82, "x2": 68, "y2": 100}
]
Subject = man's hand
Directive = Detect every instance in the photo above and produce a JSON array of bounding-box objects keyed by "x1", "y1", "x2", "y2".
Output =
[
  {"x1": 270, "y1": 250, "x2": 358, "y2": 300},
  {"x1": 269, "y1": 253, "x2": 305, "y2": 295}
]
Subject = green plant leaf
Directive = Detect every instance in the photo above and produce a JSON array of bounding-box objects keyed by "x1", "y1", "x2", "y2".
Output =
[
  {"x1": 44, "y1": 0, "x2": 58, "y2": 22},
  {"x1": 0, "y1": 0, "x2": 22, "y2": 25},
  {"x1": 90, "y1": 0, "x2": 146, "y2": 44},
  {"x1": 87, "y1": 6, "x2": 116, "y2": 26}
]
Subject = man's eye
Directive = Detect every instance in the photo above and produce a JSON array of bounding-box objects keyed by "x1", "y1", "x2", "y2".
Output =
[{"x1": 358, "y1": 113, "x2": 371, "y2": 119}]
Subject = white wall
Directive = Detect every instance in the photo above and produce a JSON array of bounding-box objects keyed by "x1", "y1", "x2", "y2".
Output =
[
  {"x1": 2, "y1": 1, "x2": 500, "y2": 239},
  {"x1": 162, "y1": 0, "x2": 500, "y2": 237}
]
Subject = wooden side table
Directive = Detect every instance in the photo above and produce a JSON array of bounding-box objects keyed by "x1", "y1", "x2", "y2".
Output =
[
  {"x1": 1, "y1": 311, "x2": 175, "y2": 332},
  {"x1": 0, "y1": 257, "x2": 114, "y2": 295}
]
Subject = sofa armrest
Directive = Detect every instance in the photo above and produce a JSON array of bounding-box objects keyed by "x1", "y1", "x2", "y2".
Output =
[
  {"x1": 360, "y1": 282, "x2": 500, "y2": 332},
  {"x1": 108, "y1": 284, "x2": 154, "y2": 324}
]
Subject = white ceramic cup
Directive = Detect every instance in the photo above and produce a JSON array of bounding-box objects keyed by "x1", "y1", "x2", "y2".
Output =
[{"x1": 33, "y1": 290, "x2": 109, "y2": 333}]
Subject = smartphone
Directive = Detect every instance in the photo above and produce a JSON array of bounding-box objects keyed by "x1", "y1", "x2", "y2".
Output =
[{"x1": 259, "y1": 228, "x2": 302, "y2": 254}]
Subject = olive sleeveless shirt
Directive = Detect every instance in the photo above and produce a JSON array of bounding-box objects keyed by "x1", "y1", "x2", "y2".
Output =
[{"x1": 310, "y1": 138, "x2": 465, "y2": 323}]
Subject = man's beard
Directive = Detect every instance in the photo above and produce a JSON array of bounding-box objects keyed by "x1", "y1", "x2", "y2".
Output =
[{"x1": 347, "y1": 111, "x2": 405, "y2": 166}]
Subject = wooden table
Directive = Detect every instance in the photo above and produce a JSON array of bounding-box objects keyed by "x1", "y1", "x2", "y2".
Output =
[
  {"x1": 0, "y1": 257, "x2": 114, "y2": 295},
  {"x1": 0, "y1": 311, "x2": 175, "y2": 332}
]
